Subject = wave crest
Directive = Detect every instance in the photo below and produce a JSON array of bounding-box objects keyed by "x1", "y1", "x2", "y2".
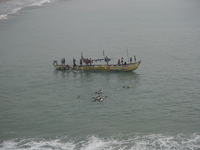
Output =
[
  {"x1": 0, "y1": 0, "x2": 57, "y2": 20},
  {"x1": 1, "y1": 133, "x2": 200, "y2": 150}
]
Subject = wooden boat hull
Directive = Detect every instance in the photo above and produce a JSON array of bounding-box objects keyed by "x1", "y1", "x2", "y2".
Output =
[{"x1": 53, "y1": 62, "x2": 141, "y2": 72}]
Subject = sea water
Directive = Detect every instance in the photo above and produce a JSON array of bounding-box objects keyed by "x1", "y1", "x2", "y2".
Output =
[{"x1": 0, "y1": 0, "x2": 200, "y2": 149}]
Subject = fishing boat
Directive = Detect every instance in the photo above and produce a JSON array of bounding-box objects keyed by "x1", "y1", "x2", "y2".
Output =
[{"x1": 53, "y1": 51, "x2": 141, "y2": 72}]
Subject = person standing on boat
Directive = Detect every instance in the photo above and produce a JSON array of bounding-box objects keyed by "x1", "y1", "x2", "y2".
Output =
[
  {"x1": 89, "y1": 58, "x2": 92, "y2": 65},
  {"x1": 61, "y1": 58, "x2": 65, "y2": 65},
  {"x1": 134, "y1": 55, "x2": 136, "y2": 62},
  {"x1": 105, "y1": 56, "x2": 109, "y2": 66},
  {"x1": 80, "y1": 52, "x2": 83, "y2": 66},
  {"x1": 130, "y1": 57, "x2": 132, "y2": 64},
  {"x1": 53, "y1": 60, "x2": 57, "y2": 65},
  {"x1": 73, "y1": 58, "x2": 76, "y2": 67},
  {"x1": 121, "y1": 57, "x2": 124, "y2": 65},
  {"x1": 80, "y1": 59, "x2": 82, "y2": 66},
  {"x1": 86, "y1": 58, "x2": 89, "y2": 65},
  {"x1": 118, "y1": 59, "x2": 120, "y2": 66}
]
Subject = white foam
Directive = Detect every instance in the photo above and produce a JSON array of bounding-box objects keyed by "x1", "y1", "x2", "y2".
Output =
[
  {"x1": 0, "y1": 0, "x2": 57, "y2": 20},
  {"x1": 0, "y1": 7, "x2": 21, "y2": 20},
  {"x1": 28, "y1": 0, "x2": 53, "y2": 7},
  {"x1": 1, "y1": 133, "x2": 200, "y2": 150},
  {"x1": 0, "y1": 138, "x2": 75, "y2": 150},
  {"x1": 10, "y1": 7, "x2": 22, "y2": 15},
  {"x1": 0, "y1": 15, "x2": 8, "y2": 20}
]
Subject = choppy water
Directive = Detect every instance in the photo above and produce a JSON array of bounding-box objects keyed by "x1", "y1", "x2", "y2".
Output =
[{"x1": 0, "y1": 0, "x2": 200, "y2": 149}]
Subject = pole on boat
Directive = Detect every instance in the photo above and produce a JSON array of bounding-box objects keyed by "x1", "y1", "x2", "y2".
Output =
[{"x1": 126, "y1": 46, "x2": 129, "y2": 64}]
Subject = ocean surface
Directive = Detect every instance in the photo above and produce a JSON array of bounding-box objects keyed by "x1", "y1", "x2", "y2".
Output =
[{"x1": 0, "y1": 0, "x2": 200, "y2": 149}]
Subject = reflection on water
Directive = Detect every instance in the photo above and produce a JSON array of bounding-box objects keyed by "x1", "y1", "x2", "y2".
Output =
[
  {"x1": 54, "y1": 69, "x2": 140, "y2": 79},
  {"x1": 53, "y1": 69, "x2": 141, "y2": 90}
]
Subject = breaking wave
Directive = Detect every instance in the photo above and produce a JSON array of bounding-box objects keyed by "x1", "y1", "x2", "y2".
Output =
[
  {"x1": 1, "y1": 133, "x2": 200, "y2": 150},
  {"x1": 0, "y1": 0, "x2": 57, "y2": 20}
]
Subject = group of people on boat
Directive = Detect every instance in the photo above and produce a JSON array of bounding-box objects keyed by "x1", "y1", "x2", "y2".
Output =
[
  {"x1": 55, "y1": 52, "x2": 140, "y2": 69},
  {"x1": 117, "y1": 55, "x2": 136, "y2": 66},
  {"x1": 81, "y1": 58, "x2": 93, "y2": 66},
  {"x1": 130, "y1": 55, "x2": 137, "y2": 63},
  {"x1": 78, "y1": 53, "x2": 93, "y2": 66}
]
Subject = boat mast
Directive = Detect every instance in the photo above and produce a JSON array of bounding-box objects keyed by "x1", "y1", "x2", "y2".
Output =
[{"x1": 126, "y1": 46, "x2": 129, "y2": 64}]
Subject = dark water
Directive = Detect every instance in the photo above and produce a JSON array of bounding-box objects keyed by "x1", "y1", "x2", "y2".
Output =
[{"x1": 0, "y1": 0, "x2": 200, "y2": 149}]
